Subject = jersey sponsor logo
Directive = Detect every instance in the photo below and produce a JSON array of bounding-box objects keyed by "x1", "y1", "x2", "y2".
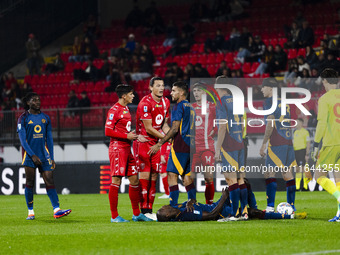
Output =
[
  {"x1": 195, "y1": 116, "x2": 203, "y2": 127},
  {"x1": 106, "y1": 121, "x2": 112, "y2": 125},
  {"x1": 144, "y1": 106, "x2": 148, "y2": 112},
  {"x1": 123, "y1": 111, "x2": 128, "y2": 114},
  {"x1": 155, "y1": 104, "x2": 162, "y2": 108},
  {"x1": 155, "y1": 114, "x2": 163, "y2": 125},
  {"x1": 18, "y1": 124, "x2": 21, "y2": 130},
  {"x1": 144, "y1": 113, "x2": 148, "y2": 117},
  {"x1": 42, "y1": 119, "x2": 46, "y2": 123},
  {"x1": 109, "y1": 114, "x2": 114, "y2": 120},
  {"x1": 126, "y1": 121, "x2": 131, "y2": 132},
  {"x1": 28, "y1": 120, "x2": 33, "y2": 124},
  {"x1": 34, "y1": 125, "x2": 42, "y2": 133}
]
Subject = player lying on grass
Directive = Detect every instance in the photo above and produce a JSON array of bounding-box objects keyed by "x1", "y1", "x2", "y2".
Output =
[{"x1": 157, "y1": 186, "x2": 306, "y2": 222}]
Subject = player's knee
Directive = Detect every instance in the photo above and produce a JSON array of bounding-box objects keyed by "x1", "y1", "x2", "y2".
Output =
[
  {"x1": 129, "y1": 176, "x2": 139, "y2": 186},
  {"x1": 26, "y1": 179, "x2": 35, "y2": 187}
]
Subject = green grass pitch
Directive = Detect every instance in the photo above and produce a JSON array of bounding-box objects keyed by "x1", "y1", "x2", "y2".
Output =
[{"x1": 1, "y1": 191, "x2": 339, "y2": 255}]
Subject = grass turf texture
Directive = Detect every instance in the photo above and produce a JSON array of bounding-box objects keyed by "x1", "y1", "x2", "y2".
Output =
[{"x1": 1, "y1": 191, "x2": 339, "y2": 255}]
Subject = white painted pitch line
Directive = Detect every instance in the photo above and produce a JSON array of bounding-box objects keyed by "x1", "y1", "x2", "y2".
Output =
[{"x1": 292, "y1": 250, "x2": 340, "y2": 255}]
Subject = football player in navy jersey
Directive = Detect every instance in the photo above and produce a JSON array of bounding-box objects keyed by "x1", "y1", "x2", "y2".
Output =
[{"x1": 17, "y1": 93, "x2": 71, "y2": 220}]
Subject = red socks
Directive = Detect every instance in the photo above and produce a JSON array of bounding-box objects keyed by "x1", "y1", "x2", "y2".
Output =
[
  {"x1": 148, "y1": 180, "x2": 157, "y2": 210},
  {"x1": 129, "y1": 184, "x2": 141, "y2": 216},
  {"x1": 108, "y1": 184, "x2": 119, "y2": 219},
  {"x1": 139, "y1": 179, "x2": 150, "y2": 210},
  {"x1": 162, "y1": 176, "x2": 170, "y2": 195},
  {"x1": 205, "y1": 181, "x2": 215, "y2": 204}
]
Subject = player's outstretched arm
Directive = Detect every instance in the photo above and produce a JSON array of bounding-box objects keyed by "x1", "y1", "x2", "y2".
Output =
[
  {"x1": 202, "y1": 188, "x2": 229, "y2": 221},
  {"x1": 260, "y1": 115, "x2": 274, "y2": 157},
  {"x1": 148, "y1": 121, "x2": 180, "y2": 155}
]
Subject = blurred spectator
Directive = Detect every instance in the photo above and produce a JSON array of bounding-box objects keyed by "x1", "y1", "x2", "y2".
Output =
[
  {"x1": 68, "y1": 36, "x2": 82, "y2": 62},
  {"x1": 320, "y1": 53, "x2": 340, "y2": 70},
  {"x1": 21, "y1": 83, "x2": 33, "y2": 97},
  {"x1": 79, "y1": 36, "x2": 99, "y2": 61},
  {"x1": 294, "y1": 68, "x2": 312, "y2": 90},
  {"x1": 130, "y1": 54, "x2": 153, "y2": 81},
  {"x1": 163, "y1": 20, "x2": 178, "y2": 47},
  {"x1": 190, "y1": 0, "x2": 210, "y2": 22},
  {"x1": 140, "y1": 44, "x2": 155, "y2": 64},
  {"x1": 266, "y1": 45, "x2": 287, "y2": 76},
  {"x1": 164, "y1": 32, "x2": 194, "y2": 57},
  {"x1": 228, "y1": 0, "x2": 245, "y2": 20},
  {"x1": 297, "y1": 55, "x2": 310, "y2": 75},
  {"x1": 216, "y1": 61, "x2": 229, "y2": 77},
  {"x1": 307, "y1": 110, "x2": 317, "y2": 128},
  {"x1": 26, "y1": 33, "x2": 42, "y2": 75},
  {"x1": 235, "y1": 35, "x2": 265, "y2": 63},
  {"x1": 126, "y1": 34, "x2": 136, "y2": 54},
  {"x1": 45, "y1": 53, "x2": 65, "y2": 74},
  {"x1": 144, "y1": 1, "x2": 164, "y2": 35},
  {"x1": 320, "y1": 39, "x2": 331, "y2": 57},
  {"x1": 125, "y1": 3, "x2": 144, "y2": 28},
  {"x1": 164, "y1": 63, "x2": 183, "y2": 86},
  {"x1": 227, "y1": 27, "x2": 241, "y2": 51},
  {"x1": 78, "y1": 91, "x2": 91, "y2": 109},
  {"x1": 84, "y1": 14, "x2": 101, "y2": 39},
  {"x1": 205, "y1": 29, "x2": 225, "y2": 53},
  {"x1": 250, "y1": 44, "x2": 274, "y2": 76},
  {"x1": 183, "y1": 63, "x2": 194, "y2": 83},
  {"x1": 284, "y1": 22, "x2": 300, "y2": 49},
  {"x1": 296, "y1": 21, "x2": 314, "y2": 48},
  {"x1": 284, "y1": 59, "x2": 298, "y2": 83},
  {"x1": 99, "y1": 59, "x2": 112, "y2": 80},
  {"x1": 5, "y1": 72, "x2": 17, "y2": 90},
  {"x1": 65, "y1": 90, "x2": 79, "y2": 117},
  {"x1": 5, "y1": 82, "x2": 21, "y2": 109},
  {"x1": 181, "y1": 22, "x2": 196, "y2": 38},
  {"x1": 238, "y1": 26, "x2": 252, "y2": 49},
  {"x1": 194, "y1": 63, "x2": 210, "y2": 77},
  {"x1": 305, "y1": 46, "x2": 318, "y2": 70},
  {"x1": 235, "y1": 69, "x2": 244, "y2": 78},
  {"x1": 73, "y1": 59, "x2": 99, "y2": 82}
]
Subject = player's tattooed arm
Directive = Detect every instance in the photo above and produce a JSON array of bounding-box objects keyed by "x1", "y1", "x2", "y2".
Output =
[
  {"x1": 148, "y1": 121, "x2": 180, "y2": 155},
  {"x1": 260, "y1": 115, "x2": 274, "y2": 157}
]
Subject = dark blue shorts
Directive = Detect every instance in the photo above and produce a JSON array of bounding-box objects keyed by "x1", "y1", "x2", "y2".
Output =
[
  {"x1": 166, "y1": 148, "x2": 191, "y2": 176},
  {"x1": 22, "y1": 152, "x2": 53, "y2": 172}
]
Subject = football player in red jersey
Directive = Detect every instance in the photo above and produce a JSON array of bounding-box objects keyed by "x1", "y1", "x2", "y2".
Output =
[
  {"x1": 134, "y1": 77, "x2": 171, "y2": 220},
  {"x1": 191, "y1": 83, "x2": 216, "y2": 204},
  {"x1": 105, "y1": 84, "x2": 152, "y2": 223}
]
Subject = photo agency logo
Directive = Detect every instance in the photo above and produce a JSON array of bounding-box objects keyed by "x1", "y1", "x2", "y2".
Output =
[{"x1": 192, "y1": 78, "x2": 312, "y2": 128}]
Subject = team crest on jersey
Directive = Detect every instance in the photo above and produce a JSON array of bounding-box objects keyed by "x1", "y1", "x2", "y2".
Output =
[
  {"x1": 195, "y1": 116, "x2": 203, "y2": 126},
  {"x1": 34, "y1": 125, "x2": 42, "y2": 133},
  {"x1": 144, "y1": 106, "x2": 148, "y2": 112},
  {"x1": 42, "y1": 119, "x2": 46, "y2": 123},
  {"x1": 155, "y1": 114, "x2": 163, "y2": 125},
  {"x1": 28, "y1": 120, "x2": 33, "y2": 124},
  {"x1": 109, "y1": 114, "x2": 114, "y2": 120},
  {"x1": 123, "y1": 111, "x2": 128, "y2": 114}
]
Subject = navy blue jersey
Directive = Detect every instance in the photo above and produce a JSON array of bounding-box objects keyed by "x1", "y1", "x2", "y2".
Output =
[
  {"x1": 171, "y1": 100, "x2": 196, "y2": 153},
  {"x1": 263, "y1": 97, "x2": 293, "y2": 146},
  {"x1": 17, "y1": 111, "x2": 54, "y2": 161},
  {"x1": 217, "y1": 95, "x2": 244, "y2": 152}
]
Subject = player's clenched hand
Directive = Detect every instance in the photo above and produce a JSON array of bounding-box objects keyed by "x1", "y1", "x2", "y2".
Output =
[
  {"x1": 260, "y1": 144, "x2": 267, "y2": 158},
  {"x1": 127, "y1": 132, "x2": 138, "y2": 141},
  {"x1": 148, "y1": 143, "x2": 161, "y2": 155},
  {"x1": 311, "y1": 146, "x2": 319, "y2": 162},
  {"x1": 32, "y1": 155, "x2": 42, "y2": 166},
  {"x1": 186, "y1": 199, "x2": 196, "y2": 212},
  {"x1": 51, "y1": 160, "x2": 56, "y2": 170},
  {"x1": 137, "y1": 134, "x2": 149, "y2": 143}
]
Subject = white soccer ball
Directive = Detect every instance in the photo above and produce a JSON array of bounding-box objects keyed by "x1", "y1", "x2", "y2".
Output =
[
  {"x1": 276, "y1": 202, "x2": 294, "y2": 215},
  {"x1": 61, "y1": 188, "x2": 70, "y2": 195}
]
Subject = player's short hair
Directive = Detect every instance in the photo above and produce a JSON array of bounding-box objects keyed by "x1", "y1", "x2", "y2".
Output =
[
  {"x1": 262, "y1": 77, "x2": 278, "y2": 88},
  {"x1": 320, "y1": 68, "x2": 339, "y2": 85},
  {"x1": 156, "y1": 205, "x2": 178, "y2": 222},
  {"x1": 172, "y1": 81, "x2": 189, "y2": 97},
  {"x1": 115, "y1": 84, "x2": 134, "y2": 98},
  {"x1": 22, "y1": 92, "x2": 39, "y2": 111},
  {"x1": 149, "y1": 77, "x2": 163, "y2": 87}
]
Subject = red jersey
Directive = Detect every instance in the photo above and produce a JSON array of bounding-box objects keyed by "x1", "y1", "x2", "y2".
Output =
[
  {"x1": 136, "y1": 94, "x2": 170, "y2": 144},
  {"x1": 192, "y1": 101, "x2": 216, "y2": 152},
  {"x1": 105, "y1": 102, "x2": 132, "y2": 149}
]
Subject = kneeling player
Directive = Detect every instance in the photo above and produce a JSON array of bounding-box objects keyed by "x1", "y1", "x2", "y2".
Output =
[{"x1": 105, "y1": 85, "x2": 152, "y2": 223}]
